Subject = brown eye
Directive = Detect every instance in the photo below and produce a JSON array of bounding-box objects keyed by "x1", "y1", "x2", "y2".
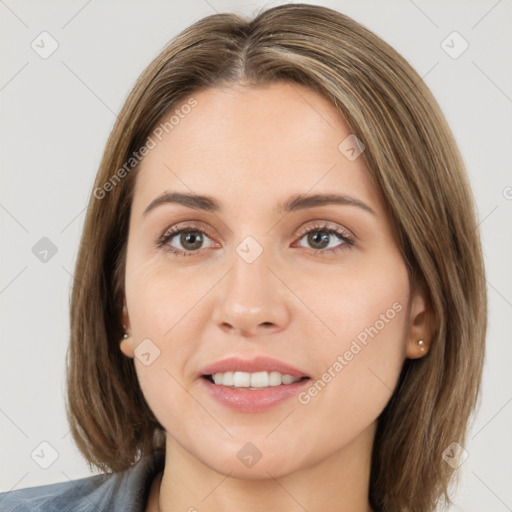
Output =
[
  {"x1": 296, "y1": 227, "x2": 352, "y2": 252},
  {"x1": 176, "y1": 230, "x2": 205, "y2": 251},
  {"x1": 305, "y1": 230, "x2": 335, "y2": 250},
  {"x1": 158, "y1": 226, "x2": 215, "y2": 255}
]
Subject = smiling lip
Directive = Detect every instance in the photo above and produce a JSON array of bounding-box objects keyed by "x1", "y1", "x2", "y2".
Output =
[{"x1": 198, "y1": 356, "x2": 310, "y2": 413}]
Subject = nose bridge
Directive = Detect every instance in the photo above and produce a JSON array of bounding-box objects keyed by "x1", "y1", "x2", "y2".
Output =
[{"x1": 211, "y1": 235, "x2": 290, "y2": 336}]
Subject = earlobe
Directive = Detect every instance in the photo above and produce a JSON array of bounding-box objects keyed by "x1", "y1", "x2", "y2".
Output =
[
  {"x1": 120, "y1": 334, "x2": 136, "y2": 358},
  {"x1": 405, "y1": 283, "x2": 433, "y2": 359},
  {"x1": 120, "y1": 300, "x2": 135, "y2": 358},
  {"x1": 406, "y1": 338, "x2": 429, "y2": 359}
]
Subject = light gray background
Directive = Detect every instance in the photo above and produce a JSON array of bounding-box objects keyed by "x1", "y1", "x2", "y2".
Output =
[{"x1": 1, "y1": 1, "x2": 511, "y2": 510}]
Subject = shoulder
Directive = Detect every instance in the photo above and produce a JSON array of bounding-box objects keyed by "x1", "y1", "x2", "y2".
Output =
[
  {"x1": 0, "y1": 451, "x2": 165, "y2": 512},
  {"x1": 0, "y1": 472, "x2": 112, "y2": 512}
]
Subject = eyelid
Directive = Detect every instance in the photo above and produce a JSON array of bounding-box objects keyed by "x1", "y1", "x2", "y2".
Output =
[
  {"x1": 294, "y1": 219, "x2": 354, "y2": 242},
  {"x1": 158, "y1": 220, "x2": 353, "y2": 241},
  {"x1": 159, "y1": 220, "x2": 216, "y2": 240}
]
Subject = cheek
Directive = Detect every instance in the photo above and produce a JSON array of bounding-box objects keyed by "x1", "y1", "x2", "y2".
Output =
[
  {"x1": 296, "y1": 258, "x2": 410, "y2": 430},
  {"x1": 125, "y1": 254, "x2": 205, "y2": 341},
  {"x1": 124, "y1": 264, "x2": 192, "y2": 409}
]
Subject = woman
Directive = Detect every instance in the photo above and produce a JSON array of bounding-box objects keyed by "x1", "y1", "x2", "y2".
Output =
[{"x1": 0, "y1": 3, "x2": 486, "y2": 512}]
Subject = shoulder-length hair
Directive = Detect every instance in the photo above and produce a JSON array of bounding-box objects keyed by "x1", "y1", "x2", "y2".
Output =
[{"x1": 66, "y1": 4, "x2": 487, "y2": 511}]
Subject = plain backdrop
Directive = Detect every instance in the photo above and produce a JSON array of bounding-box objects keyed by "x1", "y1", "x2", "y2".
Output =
[{"x1": 1, "y1": 1, "x2": 511, "y2": 510}]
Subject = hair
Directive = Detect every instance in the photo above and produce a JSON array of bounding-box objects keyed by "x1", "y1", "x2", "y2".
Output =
[{"x1": 65, "y1": 3, "x2": 487, "y2": 511}]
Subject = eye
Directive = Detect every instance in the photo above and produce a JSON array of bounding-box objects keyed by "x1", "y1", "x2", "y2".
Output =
[
  {"x1": 294, "y1": 222, "x2": 354, "y2": 255},
  {"x1": 156, "y1": 223, "x2": 216, "y2": 256},
  {"x1": 155, "y1": 220, "x2": 354, "y2": 257}
]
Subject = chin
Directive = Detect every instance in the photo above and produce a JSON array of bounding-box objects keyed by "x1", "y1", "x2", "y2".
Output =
[
  {"x1": 182, "y1": 431, "x2": 314, "y2": 480},
  {"x1": 207, "y1": 450, "x2": 303, "y2": 480}
]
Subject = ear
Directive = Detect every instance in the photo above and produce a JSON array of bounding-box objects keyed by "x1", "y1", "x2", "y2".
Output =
[
  {"x1": 405, "y1": 282, "x2": 433, "y2": 360},
  {"x1": 120, "y1": 299, "x2": 136, "y2": 358}
]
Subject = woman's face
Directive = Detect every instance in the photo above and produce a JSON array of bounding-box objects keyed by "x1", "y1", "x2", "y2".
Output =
[{"x1": 121, "y1": 81, "x2": 429, "y2": 478}]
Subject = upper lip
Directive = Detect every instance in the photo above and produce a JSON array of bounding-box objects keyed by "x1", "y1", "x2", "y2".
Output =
[{"x1": 199, "y1": 356, "x2": 310, "y2": 379}]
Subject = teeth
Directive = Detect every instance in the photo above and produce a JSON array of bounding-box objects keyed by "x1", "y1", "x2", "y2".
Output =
[
  {"x1": 281, "y1": 374, "x2": 298, "y2": 384},
  {"x1": 210, "y1": 371, "x2": 302, "y2": 388},
  {"x1": 269, "y1": 371, "x2": 282, "y2": 386},
  {"x1": 250, "y1": 371, "x2": 268, "y2": 387}
]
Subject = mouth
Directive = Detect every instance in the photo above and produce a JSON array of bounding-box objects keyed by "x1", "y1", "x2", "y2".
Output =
[{"x1": 198, "y1": 356, "x2": 312, "y2": 412}]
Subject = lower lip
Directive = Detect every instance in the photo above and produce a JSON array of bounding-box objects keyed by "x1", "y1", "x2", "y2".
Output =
[{"x1": 200, "y1": 377, "x2": 311, "y2": 413}]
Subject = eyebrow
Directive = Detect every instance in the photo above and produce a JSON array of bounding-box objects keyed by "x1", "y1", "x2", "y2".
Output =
[{"x1": 143, "y1": 191, "x2": 376, "y2": 217}]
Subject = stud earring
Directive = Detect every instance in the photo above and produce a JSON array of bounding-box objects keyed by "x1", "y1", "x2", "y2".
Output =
[
  {"x1": 417, "y1": 339, "x2": 425, "y2": 350},
  {"x1": 123, "y1": 333, "x2": 129, "y2": 340}
]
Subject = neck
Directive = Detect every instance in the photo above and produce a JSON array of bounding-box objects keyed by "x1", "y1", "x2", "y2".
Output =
[{"x1": 154, "y1": 423, "x2": 375, "y2": 512}]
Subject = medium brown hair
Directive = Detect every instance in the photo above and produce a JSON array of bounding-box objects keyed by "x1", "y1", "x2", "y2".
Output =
[{"x1": 66, "y1": 4, "x2": 487, "y2": 511}]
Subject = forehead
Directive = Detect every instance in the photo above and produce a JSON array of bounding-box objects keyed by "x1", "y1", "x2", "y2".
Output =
[{"x1": 131, "y1": 82, "x2": 381, "y2": 216}]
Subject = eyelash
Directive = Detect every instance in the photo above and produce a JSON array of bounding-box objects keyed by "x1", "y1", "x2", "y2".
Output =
[{"x1": 155, "y1": 221, "x2": 355, "y2": 257}]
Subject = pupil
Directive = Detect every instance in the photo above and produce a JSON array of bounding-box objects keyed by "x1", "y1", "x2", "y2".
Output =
[
  {"x1": 181, "y1": 231, "x2": 203, "y2": 250},
  {"x1": 309, "y1": 230, "x2": 329, "y2": 249}
]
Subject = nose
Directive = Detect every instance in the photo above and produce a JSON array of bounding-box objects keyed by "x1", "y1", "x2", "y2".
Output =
[{"x1": 211, "y1": 245, "x2": 291, "y2": 338}]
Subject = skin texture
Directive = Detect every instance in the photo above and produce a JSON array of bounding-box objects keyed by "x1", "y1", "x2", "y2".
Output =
[{"x1": 120, "y1": 81, "x2": 431, "y2": 512}]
